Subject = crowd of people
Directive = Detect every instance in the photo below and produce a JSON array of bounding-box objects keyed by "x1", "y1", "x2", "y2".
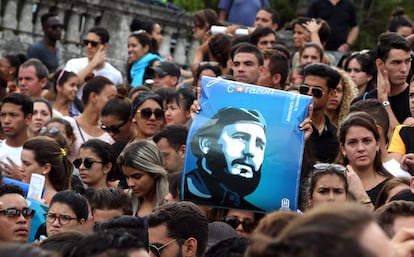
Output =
[{"x1": 0, "y1": 1, "x2": 414, "y2": 256}]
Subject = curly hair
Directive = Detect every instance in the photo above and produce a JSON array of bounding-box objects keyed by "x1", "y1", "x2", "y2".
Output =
[{"x1": 329, "y1": 67, "x2": 358, "y2": 127}]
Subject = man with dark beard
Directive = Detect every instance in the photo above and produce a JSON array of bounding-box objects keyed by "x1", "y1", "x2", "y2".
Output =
[{"x1": 184, "y1": 107, "x2": 267, "y2": 211}]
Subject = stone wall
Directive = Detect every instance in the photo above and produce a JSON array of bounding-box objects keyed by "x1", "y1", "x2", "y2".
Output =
[
  {"x1": 0, "y1": 0, "x2": 199, "y2": 76},
  {"x1": 0, "y1": 0, "x2": 294, "y2": 79}
]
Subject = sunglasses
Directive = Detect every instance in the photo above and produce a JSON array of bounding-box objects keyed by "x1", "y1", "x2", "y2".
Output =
[
  {"x1": 50, "y1": 24, "x2": 64, "y2": 30},
  {"x1": 199, "y1": 61, "x2": 219, "y2": 67},
  {"x1": 83, "y1": 39, "x2": 101, "y2": 47},
  {"x1": 44, "y1": 213, "x2": 77, "y2": 225},
  {"x1": 0, "y1": 207, "x2": 35, "y2": 219},
  {"x1": 299, "y1": 85, "x2": 324, "y2": 98},
  {"x1": 131, "y1": 29, "x2": 147, "y2": 35},
  {"x1": 313, "y1": 163, "x2": 347, "y2": 173},
  {"x1": 148, "y1": 238, "x2": 177, "y2": 257},
  {"x1": 100, "y1": 119, "x2": 128, "y2": 134},
  {"x1": 73, "y1": 158, "x2": 103, "y2": 169},
  {"x1": 223, "y1": 216, "x2": 257, "y2": 233},
  {"x1": 39, "y1": 126, "x2": 60, "y2": 135},
  {"x1": 136, "y1": 108, "x2": 164, "y2": 120},
  {"x1": 351, "y1": 49, "x2": 370, "y2": 57}
]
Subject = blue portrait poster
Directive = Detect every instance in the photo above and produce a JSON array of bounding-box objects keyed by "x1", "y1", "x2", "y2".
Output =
[{"x1": 182, "y1": 76, "x2": 312, "y2": 213}]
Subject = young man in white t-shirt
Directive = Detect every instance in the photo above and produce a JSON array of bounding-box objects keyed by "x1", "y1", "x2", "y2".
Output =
[
  {"x1": 0, "y1": 93, "x2": 33, "y2": 180},
  {"x1": 65, "y1": 26, "x2": 123, "y2": 100}
]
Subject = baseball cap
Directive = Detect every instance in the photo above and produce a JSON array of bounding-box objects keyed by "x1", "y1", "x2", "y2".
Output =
[{"x1": 150, "y1": 61, "x2": 180, "y2": 77}]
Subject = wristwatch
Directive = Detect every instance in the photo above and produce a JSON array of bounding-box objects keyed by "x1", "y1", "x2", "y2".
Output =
[{"x1": 382, "y1": 100, "x2": 391, "y2": 107}]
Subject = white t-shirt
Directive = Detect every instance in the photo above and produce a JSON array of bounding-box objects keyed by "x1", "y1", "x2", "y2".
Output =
[
  {"x1": 64, "y1": 57, "x2": 123, "y2": 99},
  {"x1": 0, "y1": 140, "x2": 23, "y2": 167}
]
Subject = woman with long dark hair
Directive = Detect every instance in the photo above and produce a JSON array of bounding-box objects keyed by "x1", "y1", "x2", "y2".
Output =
[
  {"x1": 51, "y1": 69, "x2": 80, "y2": 117},
  {"x1": 65, "y1": 76, "x2": 116, "y2": 157},
  {"x1": 21, "y1": 136, "x2": 73, "y2": 202},
  {"x1": 338, "y1": 112, "x2": 392, "y2": 208}
]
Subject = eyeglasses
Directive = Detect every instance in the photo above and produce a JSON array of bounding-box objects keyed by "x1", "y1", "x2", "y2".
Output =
[
  {"x1": 39, "y1": 126, "x2": 60, "y2": 135},
  {"x1": 100, "y1": 119, "x2": 128, "y2": 134},
  {"x1": 351, "y1": 49, "x2": 370, "y2": 57},
  {"x1": 223, "y1": 216, "x2": 257, "y2": 233},
  {"x1": 73, "y1": 158, "x2": 103, "y2": 169},
  {"x1": 313, "y1": 163, "x2": 347, "y2": 173},
  {"x1": 0, "y1": 207, "x2": 35, "y2": 219},
  {"x1": 83, "y1": 39, "x2": 101, "y2": 47},
  {"x1": 131, "y1": 29, "x2": 147, "y2": 35},
  {"x1": 136, "y1": 108, "x2": 164, "y2": 120},
  {"x1": 299, "y1": 85, "x2": 324, "y2": 98},
  {"x1": 50, "y1": 24, "x2": 64, "y2": 30},
  {"x1": 148, "y1": 238, "x2": 177, "y2": 257},
  {"x1": 199, "y1": 61, "x2": 219, "y2": 67},
  {"x1": 44, "y1": 213, "x2": 77, "y2": 225}
]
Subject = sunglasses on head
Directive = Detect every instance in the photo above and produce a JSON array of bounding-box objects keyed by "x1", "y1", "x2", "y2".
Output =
[
  {"x1": 50, "y1": 24, "x2": 64, "y2": 30},
  {"x1": 299, "y1": 85, "x2": 324, "y2": 98},
  {"x1": 199, "y1": 61, "x2": 219, "y2": 67},
  {"x1": 351, "y1": 49, "x2": 370, "y2": 57},
  {"x1": 39, "y1": 126, "x2": 60, "y2": 135},
  {"x1": 0, "y1": 207, "x2": 35, "y2": 219},
  {"x1": 223, "y1": 216, "x2": 257, "y2": 233},
  {"x1": 83, "y1": 39, "x2": 101, "y2": 47},
  {"x1": 148, "y1": 238, "x2": 177, "y2": 257},
  {"x1": 136, "y1": 108, "x2": 164, "y2": 120},
  {"x1": 100, "y1": 119, "x2": 128, "y2": 134},
  {"x1": 73, "y1": 158, "x2": 103, "y2": 169},
  {"x1": 313, "y1": 163, "x2": 347, "y2": 173}
]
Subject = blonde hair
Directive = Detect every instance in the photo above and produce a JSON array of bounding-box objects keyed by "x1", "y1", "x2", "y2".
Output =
[{"x1": 118, "y1": 140, "x2": 168, "y2": 215}]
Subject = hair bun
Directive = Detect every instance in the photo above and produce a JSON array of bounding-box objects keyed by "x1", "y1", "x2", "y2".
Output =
[{"x1": 392, "y1": 8, "x2": 405, "y2": 17}]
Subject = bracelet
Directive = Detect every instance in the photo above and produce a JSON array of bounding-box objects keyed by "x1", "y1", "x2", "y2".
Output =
[
  {"x1": 360, "y1": 198, "x2": 372, "y2": 205},
  {"x1": 382, "y1": 100, "x2": 391, "y2": 107}
]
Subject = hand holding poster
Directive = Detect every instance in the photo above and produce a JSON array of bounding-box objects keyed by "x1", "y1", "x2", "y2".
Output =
[{"x1": 182, "y1": 76, "x2": 312, "y2": 213}]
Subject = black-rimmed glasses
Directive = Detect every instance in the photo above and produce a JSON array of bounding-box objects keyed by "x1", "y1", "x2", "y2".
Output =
[
  {"x1": 148, "y1": 238, "x2": 177, "y2": 257},
  {"x1": 44, "y1": 213, "x2": 77, "y2": 225},
  {"x1": 73, "y1": 158, "x2": 103, "y2": 169},
  {"x1": 223, "y1": 215, "x2": 257, "y2": 233},
  {"x1": 136, "y1": 108, "x2": 164, "y2": 120},
  {"x1": 299, "y1": 85, "x2": 324, "y2": 98},
  {"x1": 0, "y1": 207, "x2": 35, "y2": 219},
  {"x1": 100, "y1": 119, "x2": 128, "y2": 134}
]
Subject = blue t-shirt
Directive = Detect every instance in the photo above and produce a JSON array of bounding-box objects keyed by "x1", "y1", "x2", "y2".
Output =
[
  {"x1": 27, "y1": 39, "x2": 59, "y2": 73},
  {"x1": 218, "y1": 0, "x2": 270, "y2": 27}
]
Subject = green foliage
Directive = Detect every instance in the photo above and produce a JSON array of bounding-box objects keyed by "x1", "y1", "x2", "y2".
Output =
[
  {"x1": 269, "y1": 0, "x2": 301, "y2": 29},
  {"x1": 353, "y1": 0, "x2": 414, "y2": 50},
  {"x1": 172, "y1": 0, "x2": 219, "y2": 13}
]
